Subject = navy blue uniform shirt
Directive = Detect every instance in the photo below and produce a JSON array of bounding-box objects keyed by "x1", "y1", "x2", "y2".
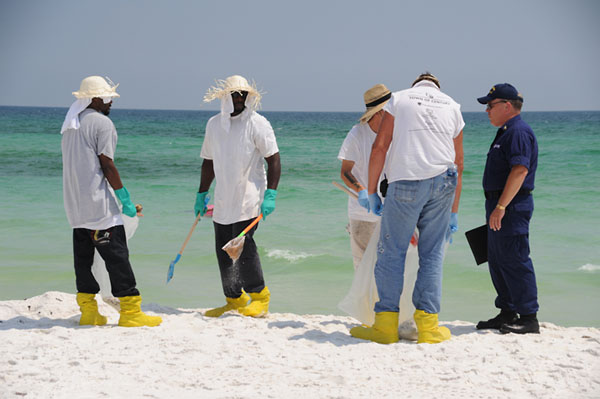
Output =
[
  {"x1": 483, "y1": 114, "x2": 538, "y2": 235},
  {"x1": 483, "y1": 114, "x2": 538, "y2": 192}
]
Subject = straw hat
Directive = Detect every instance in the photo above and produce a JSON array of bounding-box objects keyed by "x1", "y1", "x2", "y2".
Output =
[
  {"x1": 360, "y1": 84, "x2": 391, "y2": 123},
  {"x1": 72, "y1": 76, "x2": 120, "y2": 99},
  {"x1": 203, "y1": 75, "x2": 262, "y2": 110}
]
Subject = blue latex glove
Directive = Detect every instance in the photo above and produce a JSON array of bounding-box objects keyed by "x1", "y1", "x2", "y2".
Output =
[
  {"x1": 114, "y1": 187, "x2": 137, "y2": 217},
  {"x1": 195, "y1": 191, "x2": 209, "y2": 217},
  {"x1": 261, "y1": 189, "x2": 277, "y2": 220},
  {"x1": 368, "y1": 193, "x2": 383, "y2": 216},
  {"x1": 358, "y1": 189, "x2": 370, "y2": 212},
  {"x1": 449, "y1": 212, "x2": 459, "y2": 233},
  {"x1": 448, "y1": 212, "x2": 458, "y2": 244}
]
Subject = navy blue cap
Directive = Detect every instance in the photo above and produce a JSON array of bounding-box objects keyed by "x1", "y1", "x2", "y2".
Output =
[{"x1": 477, "y1": 83, "x2": 524, "y2": 104}]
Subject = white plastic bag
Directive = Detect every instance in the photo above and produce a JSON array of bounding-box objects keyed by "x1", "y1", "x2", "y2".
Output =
[
  {"x1": 91, "y1": 215, "x2": 139, "y2": 311},
  {"x1": 338, "y1": 221, "x2": 423, "y2": 340}
]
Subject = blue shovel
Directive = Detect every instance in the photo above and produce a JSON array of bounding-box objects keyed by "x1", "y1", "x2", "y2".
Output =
[{"x1": 167, "y1": 196, "x2": 209, "y2": 283}]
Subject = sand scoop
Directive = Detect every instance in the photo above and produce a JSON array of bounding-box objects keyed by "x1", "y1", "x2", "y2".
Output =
[
  {"x1": 167, "y1": 196, "x2": 210, "y2": 284},
  {"x1": 222, "y1": 214, "x2": 263, "y2": 262}
]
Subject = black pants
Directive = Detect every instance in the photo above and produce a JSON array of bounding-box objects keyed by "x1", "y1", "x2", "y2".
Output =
[
  {"x1": 214, "y1": 219, "x2": 265, "y2": 298},
  {"x1": 485, "y1": 197, "x2": 538, "y2": 315},
  {"x1": 73, "y1": 225, "x2": 139, "y2": 298},
  {"x1": 488, "y1": 232, "x2": 539, "y2": 315}
]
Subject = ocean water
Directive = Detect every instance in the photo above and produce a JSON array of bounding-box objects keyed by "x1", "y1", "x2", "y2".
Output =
[{"x1": 1, "y1": 106, "x2": 599, "y2": 327}]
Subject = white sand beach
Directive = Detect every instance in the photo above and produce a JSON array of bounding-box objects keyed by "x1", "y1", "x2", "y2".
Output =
[{"x1": 1, "y1": 291, "x2": 599, "y2": 399}]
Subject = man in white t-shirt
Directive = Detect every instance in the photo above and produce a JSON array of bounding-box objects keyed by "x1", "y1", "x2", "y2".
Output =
[
  {"x1": 338, "y1": 84, "x2": 390, "y2": 270},
  {"x1": 350, "y1": 73, "x2": 464, "y2": 344},
  {"x1": 196, "y1": 75, "x2": 281, "y2": 318},
  {"x1": 61, "y1": 76, "x2": 161, "y2": 328}
]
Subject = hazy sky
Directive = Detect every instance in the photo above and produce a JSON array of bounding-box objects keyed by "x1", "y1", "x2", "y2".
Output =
[{"x1": 1, "y1": 0, "x2": 598, "y2": 112}]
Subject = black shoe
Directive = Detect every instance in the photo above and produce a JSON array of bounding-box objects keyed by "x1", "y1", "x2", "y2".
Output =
[
  {"x1": 499, "y1": 314, "x2": 540, "y2": 334},
  {"x1": 476, "y1": 310, "x2": 518, "y2": 330}
]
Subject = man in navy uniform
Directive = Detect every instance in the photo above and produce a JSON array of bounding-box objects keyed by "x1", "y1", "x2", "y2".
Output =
[{"x1": 476, "y1": 83, "x2": 540, "y2": 334}]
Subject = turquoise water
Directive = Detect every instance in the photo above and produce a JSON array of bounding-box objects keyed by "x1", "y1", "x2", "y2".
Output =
[{"x1": 1, "y1": 106, "x2": 599, "y2": 327}]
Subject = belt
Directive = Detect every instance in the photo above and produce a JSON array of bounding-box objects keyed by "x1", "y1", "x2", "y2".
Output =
[{"x1": 484, "y1": 189, "x2": 532, "y2": 200}]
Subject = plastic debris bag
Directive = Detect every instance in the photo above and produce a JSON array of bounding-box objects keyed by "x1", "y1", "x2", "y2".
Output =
[{"x1": 339, "y1": 221, "x2": 442, "y2": 341}]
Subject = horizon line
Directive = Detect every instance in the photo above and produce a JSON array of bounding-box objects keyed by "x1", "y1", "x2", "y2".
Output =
[{"x1": 1, "y1": 104, "x2": 599, "y2": 114}]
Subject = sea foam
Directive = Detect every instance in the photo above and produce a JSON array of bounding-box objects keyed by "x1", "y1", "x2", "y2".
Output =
[
  {"x1": 578, "y1": 264, "x2": 600, "y2": 272},
  {"x1": 266, "y1": 249, "x2": 312, "y2": 262}
]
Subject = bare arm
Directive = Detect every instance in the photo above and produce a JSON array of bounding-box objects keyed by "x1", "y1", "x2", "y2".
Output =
[
  {"x1": 368, "y1": 111, "x2": 394, "y2": 194},
  {"x1": 265, "y1": 152, "x2": 281, "y2": 190},
  {"x1": 489, "y1": 164, "x2": 529, "y2": 231},
  {"x1": 98, "y1": 154, "x2": 124, "y2": 190},
  {"x1": 340, "y1": 160, "x2": 363, "y2": 193},
  {"x1": 452, "y1": 130, "x2": 464, "y2": 213},
  {"x1": 198, "y1": 159, "x2": 215, "y2": 193}
]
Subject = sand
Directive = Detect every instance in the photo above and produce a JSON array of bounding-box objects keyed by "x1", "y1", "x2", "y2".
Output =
[{"x1": 1, "y1": 291, "x2": 599, "y2": 399}]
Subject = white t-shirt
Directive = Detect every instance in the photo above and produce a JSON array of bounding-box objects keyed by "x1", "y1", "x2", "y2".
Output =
[
  {"x1": 62, "y1": 109, "x2": 123, "y2": 230},
  {"x1": 201, "y1": 108, "x2": 279, "y2": 225},
  {"x1": 383, "y1": 80, "x2": 465, "y2": 181},
  {"x1": 337, "y1": 123, "x2": 380, "y2": 222}
]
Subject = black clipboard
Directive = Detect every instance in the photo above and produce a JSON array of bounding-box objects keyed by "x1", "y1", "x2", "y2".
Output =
[{"x1": 464, "y1": 224, "x2": 488, "y2": 265}]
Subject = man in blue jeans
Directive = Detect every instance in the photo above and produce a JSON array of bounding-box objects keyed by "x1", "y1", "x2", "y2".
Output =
[{"x1": 350, "y1": 73, "x2": 464, "y2": 344}]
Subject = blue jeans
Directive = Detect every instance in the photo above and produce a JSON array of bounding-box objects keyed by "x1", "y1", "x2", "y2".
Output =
[{"x1": 374, "y1": 170, "x2": 457, "y2": 314}]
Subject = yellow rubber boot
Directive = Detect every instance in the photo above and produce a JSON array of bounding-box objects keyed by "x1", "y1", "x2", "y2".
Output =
[
  {"x1": 76, "y1": 293, "x2": 107, "y2": 326},
  {"x1": 238, "y1": 287, "x2": 270, "y2": 317},
  {"x1": 205, "y1": 292, "x2": 250, "y2": 317},
  {"x1": 350, "y1": 312, "x2": 399, "y2": 344},
  {"x1": 118, "y1": 296, "x2": 162, "y2": 327},
  {"x1": 414, "y1": 309, "x2": 451, "y2": 344}
]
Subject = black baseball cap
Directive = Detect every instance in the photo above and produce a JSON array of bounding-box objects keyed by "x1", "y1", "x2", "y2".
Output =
[{"x1": 477, "y1": 83, "x2": 524, "y2": 104}]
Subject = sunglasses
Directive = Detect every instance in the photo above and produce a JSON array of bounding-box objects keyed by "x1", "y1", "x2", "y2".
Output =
[
  {"x1": 486, "y1": 100, "x2": 508, "y2": 110},
  {"x1": 231, "y1": 91, "x2": 249, "y2": 98}
]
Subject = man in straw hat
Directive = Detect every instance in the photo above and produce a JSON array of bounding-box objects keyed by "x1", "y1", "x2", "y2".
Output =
[
  {"x1": 350, "y1": 72, "x2": 464, "y2": 344},
  {"x1": 338, "y1": 84, "x2": 391, "y2": 270},
  {"x1": 61, "y1": 76, "x2": 161, "y2": 327},
  {"x1": 196, "y1": 75, "x2": 280, "y2": 318}
]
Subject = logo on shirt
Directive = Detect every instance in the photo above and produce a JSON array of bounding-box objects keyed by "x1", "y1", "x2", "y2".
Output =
[
  {"x1": 92, "y1": 229, "x2": 112, "y2": 246},
  {"x1": 409, "y1": 94, "x2": 450, "y2": 106},
  {"x1": 493, "y1": 144, "x2": 501, "y2": 149}
]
